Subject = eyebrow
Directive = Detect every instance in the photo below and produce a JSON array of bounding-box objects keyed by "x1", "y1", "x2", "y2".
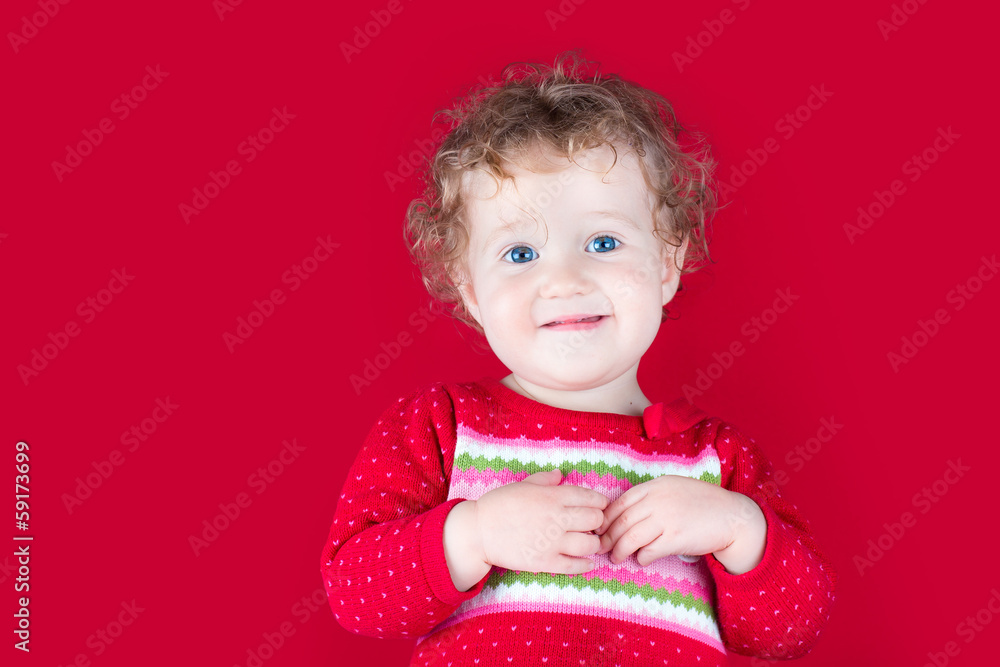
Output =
[
  {"x1": 483, "y1": 210, "x2": 641, "y2": 249},
  {"x1": 590, "y1": 210, "x2": 642, "y2": 231}
]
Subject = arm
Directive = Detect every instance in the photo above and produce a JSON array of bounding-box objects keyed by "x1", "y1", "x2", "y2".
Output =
[
  {"x1": 712, "y1": 491, "x2": 767, "y2": 575},
  {"x1": 706, "y1": 423, "x2": 837, "y2": 659},
  {"x1": 319, "y1": 384, "x2": 491, "y2": 639},
  {"x1": 442, "y1": 499, "x2": 491, "y2": 591}
]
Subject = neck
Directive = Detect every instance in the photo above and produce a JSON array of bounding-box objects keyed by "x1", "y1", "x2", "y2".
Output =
[{"x1": 500, "y1": 371, "x2": 652, "y2": 416}]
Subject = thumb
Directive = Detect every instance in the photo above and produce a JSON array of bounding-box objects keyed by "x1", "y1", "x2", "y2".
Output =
[{"x1": 522, "y1": 468, "x2": 563, "y2": 485}]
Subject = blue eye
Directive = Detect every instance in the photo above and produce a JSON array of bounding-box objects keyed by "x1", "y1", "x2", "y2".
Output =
[
  {"x1": 589, "y1": 235, "x2": 622, "y2": 253},
  {"x1": 503, "y1": 245, "x2": 537, "y2": 263},
  {"x1": 501, "y1": 236, "x2": 622, "y2": 263}
]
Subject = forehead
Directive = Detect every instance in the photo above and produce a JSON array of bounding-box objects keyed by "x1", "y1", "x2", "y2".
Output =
[{"x1": 460, "y1": 144, "x2": 654, "y2": 232}]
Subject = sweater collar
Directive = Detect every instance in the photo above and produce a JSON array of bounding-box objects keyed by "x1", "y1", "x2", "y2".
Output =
[{"x1": 474, "y1": 376, "x2": 707, "y2": 439}]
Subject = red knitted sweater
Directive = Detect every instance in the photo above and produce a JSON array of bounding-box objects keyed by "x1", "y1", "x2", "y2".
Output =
[{"x1": 320, "y1": 378, "x2": 836, "y2": 665}]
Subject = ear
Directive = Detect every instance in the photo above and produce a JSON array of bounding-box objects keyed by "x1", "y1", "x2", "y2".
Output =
[
  {"x1": 452, "y1": 266, "x2": 483, "y2": 328},
  {"x1": 661, "y1": 237, "x2": 688, "y2": 306}
]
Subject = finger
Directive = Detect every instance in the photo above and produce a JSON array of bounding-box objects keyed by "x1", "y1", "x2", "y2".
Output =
[
  {"x1": 554, "y1": 506, "x2": 604, "y2": 534},
  {"x1": 597, "y1": 486, "x2": 646, "y2": 534},
  {"x1": 596, "y1": 532, "x2": 613, "y2": 555},
  {"x1": 599, "y1": 505, "x2": 651, "y2": 554},
  {"x1": 522, "y1": 469, "x2": 563, "y2": 486},
  {"x1": 558, "y1": 531, "x2": 602, "y2": 558},
  {"x1": 559, "y1": 485, "x2": 610, "y2": 510},
  {"x1": 550, "y1": 555, "x2": 597, "y2": 575},
  {"x1": 634, "y1": 532, "x2": 667, "y2": 567},
  {"x1": 609, "y1": 521, "x2": 659, "y2": 565}
]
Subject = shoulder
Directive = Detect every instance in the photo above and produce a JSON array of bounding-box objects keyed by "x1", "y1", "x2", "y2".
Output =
[
  {"x1": 391, "y1": 378, "x2": 490, "y2": 405},
  {"x1": 365, "y1": 381, "x2": 452, "y2": 432},
  {"x1": 400, "y1": 378, "x2": 499, "y2": 410},
  {"x1": 359, "y1": 382, "x2": 463, "y2": 457},
  {"x1": 374, "y1": 378, "x2": 495, "y2": 424},
  {"x1": 664, "y1": 398, "x2": 756, "y2": 450}
]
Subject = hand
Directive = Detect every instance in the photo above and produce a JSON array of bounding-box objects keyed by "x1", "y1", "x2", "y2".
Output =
[
  {"x1": 595, "y1": 475, "x2": 767, "y2": 574},
  {"x1": 474, "y1": 469, "x2": 609, "y2": 575}
]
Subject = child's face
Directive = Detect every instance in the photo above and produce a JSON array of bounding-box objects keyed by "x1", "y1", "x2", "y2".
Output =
[{"x1": 456, "y1": 143, "x2": 686, "y2": 392}]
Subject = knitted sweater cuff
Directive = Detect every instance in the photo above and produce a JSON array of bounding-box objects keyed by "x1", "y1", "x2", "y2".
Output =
[
  {"x1": 706, "y1": 495, "x2": 786, "y2": 590},
  {"x1": 420, "y1": 498, "x2": 491, "y2": 606}
]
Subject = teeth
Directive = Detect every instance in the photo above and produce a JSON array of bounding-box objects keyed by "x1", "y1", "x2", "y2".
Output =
[{"x1": 550, "y1": 316, "x2": 600, "y2": 325}]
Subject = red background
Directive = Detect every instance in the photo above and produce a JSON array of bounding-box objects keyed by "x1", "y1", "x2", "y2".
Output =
[{"x1": 4, "y1": 1, "x2": 999, "y2": 665}]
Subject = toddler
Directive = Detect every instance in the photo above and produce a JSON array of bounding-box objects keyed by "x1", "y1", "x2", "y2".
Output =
[{"x1": 320, "y1": 51, "x2": 836, "y2": 666}]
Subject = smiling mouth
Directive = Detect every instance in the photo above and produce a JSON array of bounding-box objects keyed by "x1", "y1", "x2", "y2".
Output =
[{"x1": 543, "y1": 316, "x2": 605, "y2": 327}]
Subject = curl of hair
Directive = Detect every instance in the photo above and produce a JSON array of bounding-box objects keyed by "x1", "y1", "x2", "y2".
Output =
[{"x1": 404, "y1": 49, "x2": 718, "y2": 338}]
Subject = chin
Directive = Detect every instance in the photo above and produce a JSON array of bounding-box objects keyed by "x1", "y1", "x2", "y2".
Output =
[{"x1": 525, "y1": 372, "x2": 613, "y2": 391}]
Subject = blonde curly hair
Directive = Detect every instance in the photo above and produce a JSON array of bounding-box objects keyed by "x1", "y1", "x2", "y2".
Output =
[{"x1": 404, "y1": 49, "x2": 718, "y2": 339}]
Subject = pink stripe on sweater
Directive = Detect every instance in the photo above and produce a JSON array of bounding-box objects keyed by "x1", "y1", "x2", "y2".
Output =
[
  {"x1": 445, "y1": 602, "x2": 724, "y2": 651},
  {"x1": 450, "y1": 468, "x2": 638, "y2": 492},
  {"x1": 448, "y1": 475, "x2": 631, "y2": 510},
  {"x1": 455, "y1": 424, "x2": 716, "y2": 465},
  {"x1": 449, "y1": 469, "x2": 715, "y2": 508},
  {"x1": 590, "y1": 551, "x2": 711, "y2": 587},
  {"x1": 580, "y1": 564, "x2": 712, "y2": 602}
]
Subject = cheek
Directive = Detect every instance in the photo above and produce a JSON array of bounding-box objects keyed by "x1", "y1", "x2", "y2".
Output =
[
  {"x1": 484, "y1": 276, "x2": 527, "y2": 306},
  {"x1": 607, "y1": 261, "x2": 661, "y2": 305},
  {"x1": 608, "y1": 266, "x2": 667, "y2": 331},
  {"x1": 478, "y1": 284, "x2": 525, "y2": 330}
]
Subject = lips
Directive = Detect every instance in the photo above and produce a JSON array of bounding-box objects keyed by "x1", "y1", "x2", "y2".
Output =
[{"x1": 543, "y1": 314, "x2": 605, "y2": 327}]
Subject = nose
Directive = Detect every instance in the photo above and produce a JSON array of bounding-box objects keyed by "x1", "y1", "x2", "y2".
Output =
[{"x1": 538, "y1": 250, "x2": 594, "y2": 299}]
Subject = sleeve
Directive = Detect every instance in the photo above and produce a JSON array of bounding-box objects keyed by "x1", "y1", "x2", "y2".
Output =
[
  {"x1": 703, "y1": 422, "x2": 838, "y2": 659},
  {"x1": 319, "y1": 383, "x2": 491, "y2": 639}
]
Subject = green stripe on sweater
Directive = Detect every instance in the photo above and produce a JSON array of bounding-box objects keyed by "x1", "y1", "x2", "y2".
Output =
[
  {"x1": 484, "y1": 568, "x2": 717, "y2": 619},
  {"x1": 453, "y1": 452, "x2": 721, "y2": 486}
]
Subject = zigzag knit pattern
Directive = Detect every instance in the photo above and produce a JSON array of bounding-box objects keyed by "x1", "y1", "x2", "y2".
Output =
[
  {"x1": 440, "y1": 420, "x2": 725, "y2": 652},
  {"x1": 320, "y1": 377, "x2": 837, "y2": 666}
]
